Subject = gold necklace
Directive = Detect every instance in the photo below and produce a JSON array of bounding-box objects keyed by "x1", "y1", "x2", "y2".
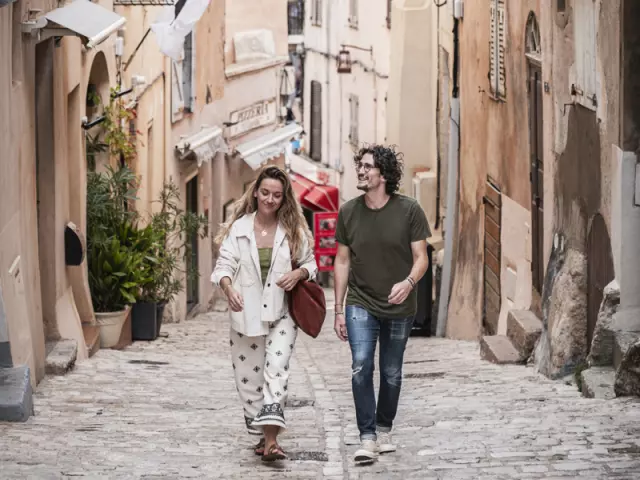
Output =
[{"x1": 256, "y1": 219, "x2": 276, "y2": 237}]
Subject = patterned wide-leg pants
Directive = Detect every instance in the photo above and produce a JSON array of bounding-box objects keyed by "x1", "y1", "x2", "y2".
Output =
[{"x1": 230, "y1": 314, "x2": 298, "y2": 436}]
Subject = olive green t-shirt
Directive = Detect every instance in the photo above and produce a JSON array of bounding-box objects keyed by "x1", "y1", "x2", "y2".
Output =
[{"x1": 335, "y1": 194, "x2": 431, "y2": 318}]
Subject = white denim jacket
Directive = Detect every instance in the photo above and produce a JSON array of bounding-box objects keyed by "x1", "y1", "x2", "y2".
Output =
[{"x1": 211, "y1": 212, "x2": 318, "y2": 336}]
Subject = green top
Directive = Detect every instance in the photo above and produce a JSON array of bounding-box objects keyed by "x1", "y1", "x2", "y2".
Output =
[
  {"x1": 335, "y1": 194, "x2": 431, "y2": 318},
  {"x1": 258, "y1": 247, "x2": 273, "y2": 286}
]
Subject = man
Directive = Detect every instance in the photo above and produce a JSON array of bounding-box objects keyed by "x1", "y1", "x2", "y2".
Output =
[{"x1": 334, "y1": 145, "x2": 431, "y2": 464}]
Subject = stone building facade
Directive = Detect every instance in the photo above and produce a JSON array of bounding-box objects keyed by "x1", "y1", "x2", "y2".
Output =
[
  {"x1": 0, "y1": 0, "x2": 125, "y2": 418},
  {"x1": 0, "y1": 0, "x2": 300, "y2": 420}
]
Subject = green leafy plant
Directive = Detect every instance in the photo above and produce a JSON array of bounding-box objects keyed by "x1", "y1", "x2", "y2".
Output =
[
  {"x1": 139, "y1": 181, "x2": 209, "y2": 304},
  {"x1": 88, "y1": 237, "x2": 146, "y2": 312},
  {"x1": 86, "y1": 165, "x2": 147, "y2": 312}
]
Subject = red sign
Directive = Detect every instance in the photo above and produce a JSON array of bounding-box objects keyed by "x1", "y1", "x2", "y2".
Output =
[{"x1": 314, "y1": 212, "x2": 338, "y2": 272}]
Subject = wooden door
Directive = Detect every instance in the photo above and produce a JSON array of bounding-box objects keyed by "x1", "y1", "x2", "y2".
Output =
[
  {"x1": 186, "y1": 176, "x2": 199, "y2": 311},
  {"x1": 483, "y1": 180, "x2": 502, "y2": 336},
  {"x1": 529, "y1": 64, "x2": 545, "y2": 294},
  {"x1": 586, "y1": 214, "x2": 614, "y2": 352}
]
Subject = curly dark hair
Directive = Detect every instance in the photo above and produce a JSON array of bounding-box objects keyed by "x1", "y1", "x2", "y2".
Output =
[{"x1": 353, "y1": 145, "x2": 404, "y2": 195}]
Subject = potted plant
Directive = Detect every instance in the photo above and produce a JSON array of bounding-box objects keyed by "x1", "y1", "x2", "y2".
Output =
[
  {"x1": 130, "y1": 181, "x2": 208, "y2": 340},
  {"x1": 86, "y1": 165, "x2": 143, "y2": 347}
]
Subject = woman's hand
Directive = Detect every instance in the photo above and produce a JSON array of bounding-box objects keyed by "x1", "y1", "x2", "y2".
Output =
[
  {"x1": 225, "y1": 286, "x2": 244, "y2": 312},
  {"x1": 276, "y1": 269, "x2": 306, "y2": 292}
]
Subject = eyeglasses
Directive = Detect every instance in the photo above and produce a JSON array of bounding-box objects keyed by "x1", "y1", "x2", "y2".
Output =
[{"x1": 355, "y1": 162, "x2": 375, "y2": 173}]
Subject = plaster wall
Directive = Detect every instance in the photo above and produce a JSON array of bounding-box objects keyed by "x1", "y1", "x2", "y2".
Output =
[
  {"x1": 0, "y1": 1, "x2": 119, "y2": 384},
  {"x1": 386, "y1": 0, "x2": 438, "y2": 186},
  {"x1": 303, "y1": 0, "x2": 391, "y2": 203},
  {"x1": 447, "y1": 0, "x2": 540, "y2": 340}
]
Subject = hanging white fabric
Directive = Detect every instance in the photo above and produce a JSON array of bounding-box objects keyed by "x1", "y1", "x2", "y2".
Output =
[{"x1": 150, "y1": 0, "x2": 210, "y2": 61}]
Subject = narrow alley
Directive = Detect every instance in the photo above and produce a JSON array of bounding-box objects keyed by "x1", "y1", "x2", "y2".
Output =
[{"x1": 1, "y1": 301, "x2": 639, "y2": 480}]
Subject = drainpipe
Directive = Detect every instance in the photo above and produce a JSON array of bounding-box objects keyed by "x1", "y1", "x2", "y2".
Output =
[
  {"x1": 325, "y1": 0, "x2": 332, "y2": 169},
  {"x1": 436, "y1": 13, "x2": 460, "y2": 338}
]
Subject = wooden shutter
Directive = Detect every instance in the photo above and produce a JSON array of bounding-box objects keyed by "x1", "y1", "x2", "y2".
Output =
[
  {"x1": 483, "y1": 180, "x2": 502, "y2": 335},
  {"x1": 489, "y1": 0, "x2": 506, "y2": 100},
  {"x1": 183, "y1": 32, "x2": 194, "y2": 113},
  {"x1": 171, "y1": 55, "x2": 185, "y2": 122},
  {"x1": 312, "y1": 0, "x2": 322, "y2": 26},
  {"x1": 497, "y1": 0, "x2": 506, "y2": 98},
  {"x1": 349, "y1": 95, "x2": 359, "y2": 146},
  {"x1": 310, "y1": 80, "x2": 322, "y2": 161},
  {"x1": 349, "y1": 0, "x2": 358, "y2": 26},
  {"x1": 574, "y1": 0, "x2": 597, "y2": 109}
]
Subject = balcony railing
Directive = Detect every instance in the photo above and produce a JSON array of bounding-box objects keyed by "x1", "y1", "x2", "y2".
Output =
[{"x1": 288, "y1": 1, "x2": 304, "y2": 36}]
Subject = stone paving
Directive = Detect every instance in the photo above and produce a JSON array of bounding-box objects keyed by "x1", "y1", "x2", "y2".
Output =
[{"x1": 1, "y1": 300, "x2": 640, "y2": 479}]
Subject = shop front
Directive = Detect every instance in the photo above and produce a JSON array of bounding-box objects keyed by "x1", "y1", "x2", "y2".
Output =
[{"x1": 287, "y1": 157, "x2": 340, "y2": 279}]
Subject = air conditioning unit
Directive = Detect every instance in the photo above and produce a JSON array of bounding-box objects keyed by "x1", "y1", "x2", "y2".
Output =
[{"x1": 412, "y1": 171, "x2": 437, "y2": 229}]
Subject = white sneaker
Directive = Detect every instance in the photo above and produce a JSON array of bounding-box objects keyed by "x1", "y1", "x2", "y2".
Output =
[
  {"x1": 377, "y1": 432, "x2": 396, "y2": 453},
  {"x1": 354, "y1": 439, "x2": 378, "y2": 464}
]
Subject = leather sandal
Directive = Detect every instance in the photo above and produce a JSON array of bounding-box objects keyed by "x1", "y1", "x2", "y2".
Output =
[
  {"x1": 254, "y1": 438, "x2": 265, "y2": 456},
  {"x1": 262, "y1": 444, "x2": 287, "y2": 462}
]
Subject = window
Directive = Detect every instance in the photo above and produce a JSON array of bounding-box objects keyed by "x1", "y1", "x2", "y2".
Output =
[
  {"x1": 349, "y1": 0, "x2": 359, "y2": 28},
  {"x1": 386, "y1": 0, "x2": 392, "y2": 29},
  {"x1": 557, "y1": 0, "x2": 566, "y2": 12},
  {"x1": 525, "y1": 12, "x2": 541, "y2": 64},
  {"x1": 311, "y1": 0, "x2": 322, "y2": 26},
  {"x1": 288, "y1": 0, "x2": 304, "y2": 35},
  {"x1": 349, "y1": 94, "x2": 359, "y2": 146},
  {"x1": 171, "y1": 32, "x2": 195, "y2": 122},
  {"x1": 489, "y1": 0, "x2": 507, "y2": 100},
  {"x1": 573, "y1": 0, "x2": 597, "y2": 110},
  {"x1": 310, "y1": 80, "x2": 322, "y2": 161}
]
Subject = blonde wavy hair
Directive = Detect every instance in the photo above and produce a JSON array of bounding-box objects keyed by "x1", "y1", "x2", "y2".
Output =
[{"x1": 214, "y1": 165, "x2": 313, "y2": 261}]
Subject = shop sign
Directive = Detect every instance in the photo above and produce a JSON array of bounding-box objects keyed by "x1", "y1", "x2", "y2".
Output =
[{"x1": 228, "y1": 99, "x2": 277, "y2": 138}]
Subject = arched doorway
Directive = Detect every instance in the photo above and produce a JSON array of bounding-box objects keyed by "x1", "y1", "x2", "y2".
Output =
[
  {"x1": 525, "y1": 12, "x2": 545, "y2": 298},
  {"x1": 586, "y1": 214, "x2": 614, "y2": 352}
]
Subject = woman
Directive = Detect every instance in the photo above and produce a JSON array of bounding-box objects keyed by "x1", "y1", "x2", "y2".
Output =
[{"x1": 212, "y1": 165, "x2": 318, "y2": 462}]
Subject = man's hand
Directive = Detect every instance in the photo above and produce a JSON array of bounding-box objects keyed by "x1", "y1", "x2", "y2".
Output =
[
  {"x1": 388, "y1": 279, "x2": 413, "y2": 305},
  {"x1": 334, "y1": 312, "x2": 348, "y2": 342},
  {"x1": 225, "y1": 286, "x2": 244, "y2": 312},
  {"x1": 276, "y1": 269, "x2": 305, "y2": 292}
]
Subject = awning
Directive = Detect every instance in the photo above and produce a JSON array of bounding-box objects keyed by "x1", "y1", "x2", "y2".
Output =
[
  {"x1": 234, "y1": 123, "x2": 303, "y2": 170},
  {"x1": 22, "y1": 0, "x2": 126, "y2": 49},
  {"x1": 175, "y1": 126, "x2": 229, "y2": 167},
  {"x1": 290, "y1": 172, "x2": 339, "y2": 212}
]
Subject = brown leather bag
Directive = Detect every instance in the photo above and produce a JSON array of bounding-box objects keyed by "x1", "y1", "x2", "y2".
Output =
[{"x1": 288, "y1": 261, "x2": 326, "y2": 338}]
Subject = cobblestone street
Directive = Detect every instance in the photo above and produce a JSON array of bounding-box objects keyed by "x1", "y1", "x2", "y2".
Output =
[{"x1": 1, "y1": 303, "x2": 640, "y2": 479}]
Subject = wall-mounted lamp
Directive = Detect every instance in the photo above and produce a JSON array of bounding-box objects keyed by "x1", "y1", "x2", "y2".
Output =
[{"x1": 337, "y1": 44, "x2": 373, "y2": 75}]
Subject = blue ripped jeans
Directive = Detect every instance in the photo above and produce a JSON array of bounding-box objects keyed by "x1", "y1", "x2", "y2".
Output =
[{"x1": 345, "y1": 305, "x2": 414, "y2": 441}]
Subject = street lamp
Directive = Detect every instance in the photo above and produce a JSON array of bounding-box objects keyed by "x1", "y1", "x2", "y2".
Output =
[{"x1": 336, "y1": 44, "x2": 373, "y2": 74}]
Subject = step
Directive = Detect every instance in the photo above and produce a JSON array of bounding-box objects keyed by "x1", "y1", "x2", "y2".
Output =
[
  {"x1": 506, "y1": 310, "x2": 543, "y2": 359},
  {"x1": 45, "y1": 339, "x2": 78, "y2": 376},
  {"x1": 82, "y1": 324, "x2": 100, "y2": 357},
  {"x1": 581, "y1": 366, "x2": 616, "y2": 400},
  {"x1": 0, "y1": 366, "x2": 33, "y2": 422},
  {"x1": 613, "y1": 330, "x2": 640, "y2": 371},
  {"x1": 480, "y1": 335, "x2": 523, "y2": 365}
]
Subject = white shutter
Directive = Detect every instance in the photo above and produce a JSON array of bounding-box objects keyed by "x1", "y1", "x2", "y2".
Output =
[
  {"x1": 349, "y1": 0, "x2": 358, "y2": 26},
  {"x1": 171, "y1": 48, "x2": 185, "y2": 122},
  {"x1": 349, "y1": 95, "x2": 359, "y2": 146},
  {"x1": 489, "y1": 0, "x2": 506, "y2": 100},
  {"x1": 312, "y1": 0, "x2": 322, "y2": 26},
  {"x1": 497, "y1": 0, "x2": 506, "y2": 98},
  {"x1": 574, "y1": 0, "x2": 597, "y2": 110}
]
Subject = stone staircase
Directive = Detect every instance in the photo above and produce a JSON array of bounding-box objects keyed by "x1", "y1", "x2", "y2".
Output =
[{"x1": 480, "y1": 310, "x2": 543, "y2": 365}]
